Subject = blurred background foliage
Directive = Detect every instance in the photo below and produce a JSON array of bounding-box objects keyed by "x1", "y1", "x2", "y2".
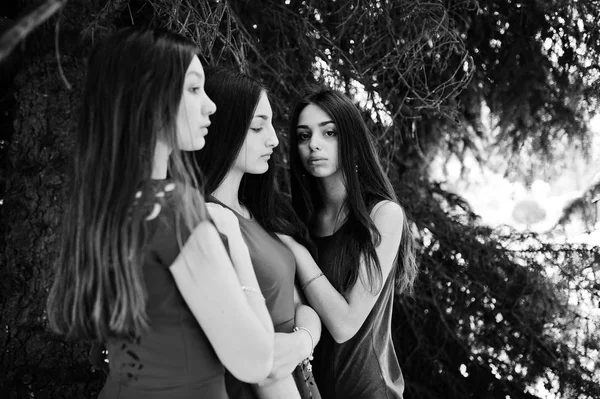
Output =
[{"x1": 0, "y1": 0, "x2": 598, "y2": 398}]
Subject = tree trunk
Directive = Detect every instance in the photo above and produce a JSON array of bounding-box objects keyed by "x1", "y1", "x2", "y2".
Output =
[{"x1": 0, "y1": 40, "x2": 103, "y2": 399}]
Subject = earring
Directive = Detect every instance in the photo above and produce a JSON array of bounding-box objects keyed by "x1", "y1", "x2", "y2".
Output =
[{"x1": 355, "y1": 164, "x2": 358, "y2": 173}]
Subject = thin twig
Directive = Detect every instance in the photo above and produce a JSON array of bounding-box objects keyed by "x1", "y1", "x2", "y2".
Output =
[
  {"x1": 0, "y1": 0, "x2": 68, "y2": 63},
  {"x1": 54, "y1": 7, "x2": 71, "y2": 90}
]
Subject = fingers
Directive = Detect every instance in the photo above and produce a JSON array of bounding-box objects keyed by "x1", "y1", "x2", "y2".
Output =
[
  {"x1": 206, "y1": 202, "x2": 225, "y2": 211},
  {"x1": 206, "y1": 203, "x2": 227, "y2": 221},
  {"x1": 207, "y1": 204, "x2": 239, "y2": 234},
  {"x1": 275, "y1": 234, "x2": 294, "y2": 247},
  {"x1": 276, "y1": 233, "x2": 291, "y2": 243}
]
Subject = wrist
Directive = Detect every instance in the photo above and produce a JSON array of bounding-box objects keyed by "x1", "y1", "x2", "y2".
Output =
[{"x1": 293, "y1": 327, "x2": 314, "y2": 360}]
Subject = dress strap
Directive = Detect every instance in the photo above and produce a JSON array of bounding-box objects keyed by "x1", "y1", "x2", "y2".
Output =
[{"x1": 206, "y1": 195, "x2": 254, "y2": 220}]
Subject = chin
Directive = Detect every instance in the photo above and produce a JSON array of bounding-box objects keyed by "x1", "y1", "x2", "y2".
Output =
[
  {"x1": 310, "y1": 169, "x2": 336, "y2": 178},
  {"x1": 248, "y1": 165, "x2": 269, "y2": 175},
  {"x1": 193, "y1": 137, "x2": 206, "y2": 151},
  {"x1": 180, "y1": 139, "x2": 205, "y2": 152}
]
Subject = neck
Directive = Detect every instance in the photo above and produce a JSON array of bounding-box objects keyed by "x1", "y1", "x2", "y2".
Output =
[
  {"x1": 152, "y1": 141, "x2": 171, "y2": 179},
  {"x1": 212, "y1": 168, "x2": 247, "y2": 216},
  {"x1": 316, "y1": 172, "x2": 347, "y2": 216}
]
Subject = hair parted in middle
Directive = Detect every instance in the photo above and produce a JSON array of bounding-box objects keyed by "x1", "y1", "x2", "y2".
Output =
[
  {"x1": 289, "y1": 86, "x2": 418, "y2": 296},
  {"x1": 193, "y1": 67, "x2": 311, "y2": 247}
]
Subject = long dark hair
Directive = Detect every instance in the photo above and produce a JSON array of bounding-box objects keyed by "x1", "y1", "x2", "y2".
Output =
[
  {"x1": 289, "y1": 87, "x2": 418, "y2": 295},
  {"x1": 194, "y1": 67, "x2": 310, "y2": 246},
  {"x1": 46, "y1": 27, "x2": 207, "y2": 341}
]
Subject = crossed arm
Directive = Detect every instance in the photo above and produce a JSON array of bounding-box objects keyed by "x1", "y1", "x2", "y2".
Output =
[
  {"x1": 170, "y1": 211, "x2": 275, "y2": 383},
  {"x1": 252, "y1": 250, "x2": 322, "y2": 398}
]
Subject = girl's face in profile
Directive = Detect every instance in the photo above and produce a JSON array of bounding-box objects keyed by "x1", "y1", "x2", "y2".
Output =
[
  {"x1": 233, "y1": 91, "x2": 278, "y2": 175},
  {"x1": 175, "y1": 56, "x2": 216, "y2": 151},
  {"x1": 296, "y1": 104, "x2": 340, "y2": 179}
]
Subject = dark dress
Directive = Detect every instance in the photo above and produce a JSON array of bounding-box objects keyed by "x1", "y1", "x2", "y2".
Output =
[
  {"x1": 311, "y1": 223, "x2": 405, "y2": 399},
  {"x1": 208, "y1": 197, "x2": 319, "y2": 399},
  {"x1": 98, "y1": 181, "x2": 228, "y2": 399}
]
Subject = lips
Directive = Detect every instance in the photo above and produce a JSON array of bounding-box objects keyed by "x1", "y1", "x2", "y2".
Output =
[
  {"x1": 308, "y1": 157, "x2": 327, "y2": 163},
  {"x1": 199, "y1": 123, "x2": 210, "y2": 135}
]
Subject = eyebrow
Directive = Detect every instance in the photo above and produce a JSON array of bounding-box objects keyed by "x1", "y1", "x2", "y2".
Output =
[
  {"x1": 186, "y1": 71, "x2": 205, "y2": 80},
  {"x1": 296, "y1": 120, "x2": 336, "y2": 129},
  {"x1": 253, "y1": 115, "x2": 269, "y2": 120}
]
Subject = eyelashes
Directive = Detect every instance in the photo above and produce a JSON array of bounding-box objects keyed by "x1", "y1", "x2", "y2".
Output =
[{"x1": 295, "y1": 131, "x2": 337, "y2": 141}]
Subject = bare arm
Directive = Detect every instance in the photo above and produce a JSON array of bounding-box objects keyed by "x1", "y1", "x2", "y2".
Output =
[
  {"x1": 254, "y1": 375, "x2": 301, "y2": 399},
  {"x1": 293, "y1": 285, "x2": 322, "y2": 357},
  {"x1": 169, "y1": 215, "x2": 274, "y2": 383},
  {"x1": 249, "y1": 257, "x2": 322, "y2": 399},
  {"x1": 252, "y1": 286, "x2": 320, "y2": 399},
  {"x1": 281, "y1": 201, "x2": 404, "y2": 343}
]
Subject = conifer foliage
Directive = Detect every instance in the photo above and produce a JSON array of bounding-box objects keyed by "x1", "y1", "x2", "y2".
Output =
[{"x1": 1, "y1": 1, "x2": 598, "y2": 398}]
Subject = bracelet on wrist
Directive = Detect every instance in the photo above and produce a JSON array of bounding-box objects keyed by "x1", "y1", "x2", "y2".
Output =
[{"x1": 293, "y1": 326, "x2": 315, "y2": 373}]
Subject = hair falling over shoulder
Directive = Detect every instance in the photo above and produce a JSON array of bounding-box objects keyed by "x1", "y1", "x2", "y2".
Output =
[
  {"x1": 46, "y1": 27, "x2": 206, "y2": 342},
  {"x1": 194, "y1": 67, "x2": 313, "y2": 249},
  {"x1": 289, "y1": 86, "x2": 419, "y2": 296}
]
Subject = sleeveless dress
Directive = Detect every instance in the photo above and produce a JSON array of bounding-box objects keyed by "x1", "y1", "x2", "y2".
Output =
[
  {"x1": 98, "y1": 181, "x2": 228, "y2": 399},
  {"x1": 207, "y1": 196, "x2": 320, "y2": 399},
  {"x1": 311, "y1": 223, "x2": 405, "y2": 399}
]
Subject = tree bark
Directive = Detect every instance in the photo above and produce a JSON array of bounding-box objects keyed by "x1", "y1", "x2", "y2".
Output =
[{"x1": 0, "y1": 51, "x2": 104, "y2": 399}]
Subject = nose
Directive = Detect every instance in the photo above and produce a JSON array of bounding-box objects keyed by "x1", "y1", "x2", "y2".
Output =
[
  {"x1": 308, "y1": 134, "x2": 321, "y2": 151},
  {"x1": 266, "y1": 123, "x2": 279, "y2": 148},
  {"x1": 203, "y1": 93, "x2": 217, "y2": 116}
]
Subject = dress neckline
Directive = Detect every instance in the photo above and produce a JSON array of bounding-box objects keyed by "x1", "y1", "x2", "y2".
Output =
[
  {"x1": 311, "y1": 221, "x2": 347, "y2": 239},
  {"x1": 207, "y1": 195, "x2": 254, "y2": 221}
]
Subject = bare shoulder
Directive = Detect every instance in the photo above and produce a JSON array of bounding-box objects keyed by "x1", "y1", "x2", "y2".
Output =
[
  {"x1": 370, "y1": 200, "x2": 404, "y2": 222},
  {"x1": 370, "y1": 200, "x2": 405, "y2": 235}
]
